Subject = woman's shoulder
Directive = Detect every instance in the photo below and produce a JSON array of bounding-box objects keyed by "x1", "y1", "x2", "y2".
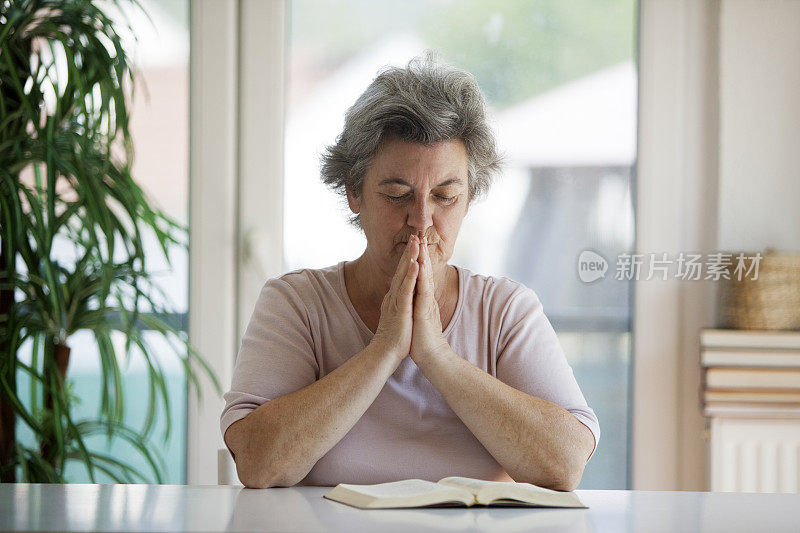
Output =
[
  {"x1": 453, "y1": 266, "x2": 548, "y2": 333},
  {"x1": 262, "y1": 262, "x2": 343, "y2": 305},
  {"x1": 275, "y1": 262, "x2": 339, "y2": 285},
  {"x1": 455, "y1": 264, "x2": 536, "y2": 305}
]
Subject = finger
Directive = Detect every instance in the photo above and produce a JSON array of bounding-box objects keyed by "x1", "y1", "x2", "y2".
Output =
[
  {"x1": 399, "y1": 255, "x2": 419, "y2": 307},
  {"x1": 410, "y1": 234, "x2": 421, "y2": 262},
  {"x1": 407, "y1": 235, "x2": 421, "y2": 279},
  {"x1": 390, "y1": 236, "x2": 416, "y2": 294},
  {"x1": 399, "y1": 236, "x2": 420, "y2": 304},
  {"x1": 415, "y1": 236, "x2": 432, "y2": 298},
  {"x1": 423, "y1": 237, "x2": 434, "y2": 288}
]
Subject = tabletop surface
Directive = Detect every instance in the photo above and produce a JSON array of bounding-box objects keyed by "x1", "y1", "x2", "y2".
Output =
[{"x1": 2, "y1": 483, "x2": 800, "y2": 532}]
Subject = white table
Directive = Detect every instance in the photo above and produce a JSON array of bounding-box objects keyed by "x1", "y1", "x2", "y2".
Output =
[{"x1": 2, "y1": 484, "x2": 800, "y2": 532}]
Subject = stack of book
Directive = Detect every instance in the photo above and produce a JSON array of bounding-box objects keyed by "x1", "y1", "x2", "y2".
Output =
[{"x1": 701, "y1": 329, "x2": 800, "y2": 418}]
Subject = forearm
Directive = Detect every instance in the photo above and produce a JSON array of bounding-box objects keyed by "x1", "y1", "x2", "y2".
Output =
[
  {"x1": 225, "y1": 343, "x2": 400, "y2": 488},
  {"x1": 414, "y1": 348, "x2": 595, "y2": 491}
]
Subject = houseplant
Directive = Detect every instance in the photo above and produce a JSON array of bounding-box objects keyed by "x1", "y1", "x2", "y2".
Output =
[{"x1": 0, "y1": 0, "x2": 219, "y2": 482}]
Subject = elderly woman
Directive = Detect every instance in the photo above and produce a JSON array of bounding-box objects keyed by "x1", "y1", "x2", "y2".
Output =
[{"x1": 220, "y1": 55, "x2": 599, "y2": 491}]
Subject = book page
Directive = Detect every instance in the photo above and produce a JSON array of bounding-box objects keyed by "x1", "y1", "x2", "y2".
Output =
[
  {"x1": 437, "y1": 477, "x2": 585, "y2": 508},
  {"x1": 437, "y1": 476, "x2": 496, "y2": 494},
  {"x1": 341, "y1": 479, "x2": 447, "y2": 498},
  {"x1": 324, "y1": 479, "x2": 475, "y2": 509}
]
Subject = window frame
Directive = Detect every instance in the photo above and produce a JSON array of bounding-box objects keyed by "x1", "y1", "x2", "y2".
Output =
[{"x1": 187, "y1": 0, "x2": 286, "y2": 485}]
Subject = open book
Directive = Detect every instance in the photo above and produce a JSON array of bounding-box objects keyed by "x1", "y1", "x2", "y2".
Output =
[{"x1": 323, "y1": 476, "x2": 586, "y2": 509}]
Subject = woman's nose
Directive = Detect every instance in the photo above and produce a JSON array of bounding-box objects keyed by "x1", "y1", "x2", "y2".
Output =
[{"x1": 406, "y1": 196, "x2": 433, "y2": 233}]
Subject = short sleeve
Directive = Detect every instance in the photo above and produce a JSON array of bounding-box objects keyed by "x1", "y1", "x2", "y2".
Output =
[
  {"x1": 495, "y1": 287, "x2": 600, "y2": 461},
  {"x1": 219, "y1": 278, "x2": 319, "y2": 446}
]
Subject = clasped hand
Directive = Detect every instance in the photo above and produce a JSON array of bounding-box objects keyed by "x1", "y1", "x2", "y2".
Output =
[{"x1": 372, "y1": 234, "x2": 451, "y2": 363}]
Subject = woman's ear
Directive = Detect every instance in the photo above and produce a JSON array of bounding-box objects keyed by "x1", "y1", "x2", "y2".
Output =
[{"x1": 345, "y1": 185, "x2": 361, "y2": 215}]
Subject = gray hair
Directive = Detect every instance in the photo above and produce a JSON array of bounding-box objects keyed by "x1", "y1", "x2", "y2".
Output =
[{"x1": 320, "y1": 51, "x2": 503, "y2": 228}]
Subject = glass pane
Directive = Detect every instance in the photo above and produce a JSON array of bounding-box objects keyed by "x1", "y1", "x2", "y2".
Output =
[
  {"x1": 15, "y1": 0, "x2": 190, "y2": 483},
  {"x1": 285, "y1": 0, "x2": 636, "y2": 489}
]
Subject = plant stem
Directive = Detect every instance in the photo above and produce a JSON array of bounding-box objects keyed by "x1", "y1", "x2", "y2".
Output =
[
  {"x1": 0, "y1": 224, "x2": 16, "y2": 483},
  {"x1": 40, "y1": 339, "x2": 71, "y2": 473}
]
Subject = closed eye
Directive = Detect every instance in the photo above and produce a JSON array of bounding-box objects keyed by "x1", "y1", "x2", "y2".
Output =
[
  {"x1": 384, "y1": 194, "x2": 410, "y2": 203},
  {"x1": 383, "y1": 194, "x2": 458, "y2": 205}
]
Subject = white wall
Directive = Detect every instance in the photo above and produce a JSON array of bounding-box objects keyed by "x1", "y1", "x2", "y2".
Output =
[
  {"x1": 635, "y1": 0, "x2": 720, "y2": 491},
  {"x1": 718, "y1": 0, "x2": 800, "y2": 252},
  {"x1": 635, "y1": 0, "x2": 800, "y2": 491}
]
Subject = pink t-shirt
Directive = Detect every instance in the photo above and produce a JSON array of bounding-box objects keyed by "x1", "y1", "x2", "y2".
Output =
[{"x1": 220, "y1": 261, "x2": 600, "y2": 486}]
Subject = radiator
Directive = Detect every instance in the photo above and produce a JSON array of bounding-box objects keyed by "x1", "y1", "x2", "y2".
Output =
[{"x1": 710, "y1": 417, "x2": 800, "y2": 493}]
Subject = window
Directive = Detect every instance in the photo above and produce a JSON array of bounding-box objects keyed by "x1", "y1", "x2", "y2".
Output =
[{"x1": 285, "y1": 0, "x2": 636, "y2": 488}]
